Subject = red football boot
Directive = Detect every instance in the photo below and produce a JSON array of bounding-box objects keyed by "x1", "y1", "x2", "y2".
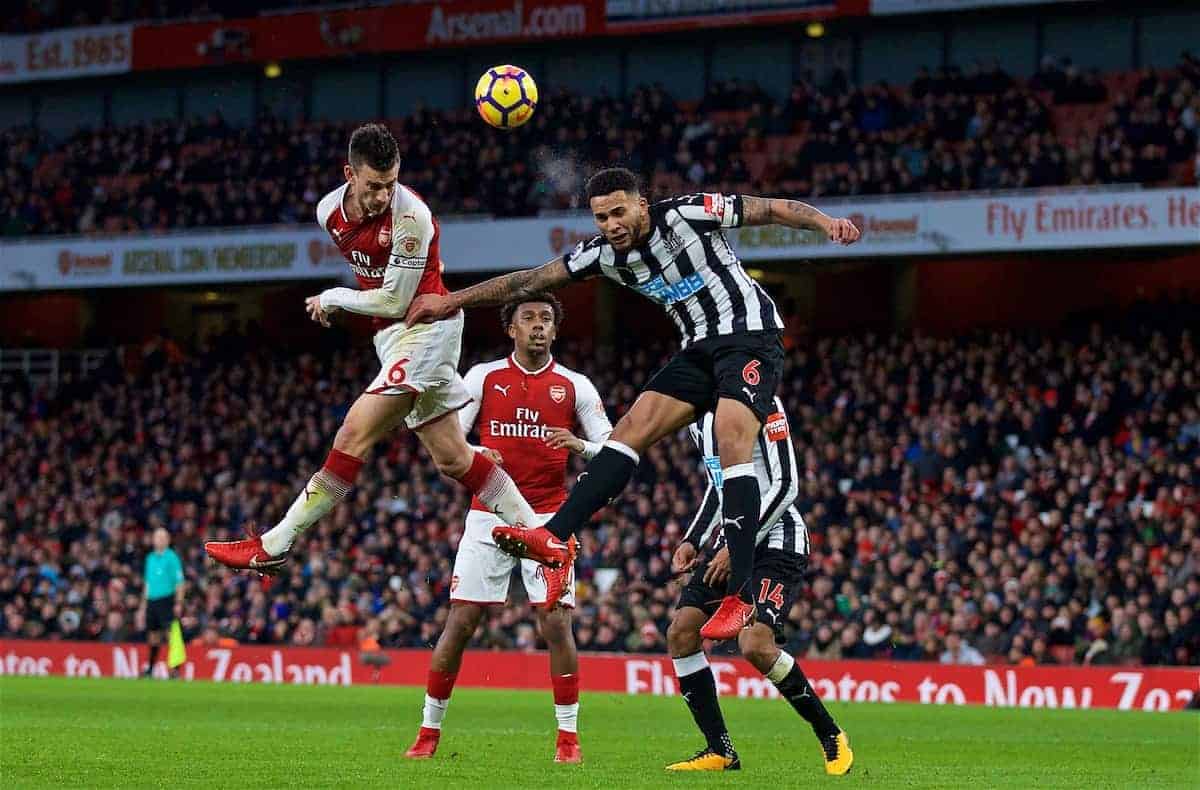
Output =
[
  {"x1": 491, "y1": 525, "x2": 572, "y2": 568},
  {"x1": 404, "y1": 726, "x2": 440, "y2": 759},
  {"x1": 204, "y1": 524, "x2": 287, "y2": 575},
  {"x1": 554, "y1": 730, "x2": 582, "y2": 764},
  {"x1": 539, "y1": 536, "x2": 577, "y2": 609},
  {"x1": 700, "y1": 595, "x2": 755, "y2": 640}
]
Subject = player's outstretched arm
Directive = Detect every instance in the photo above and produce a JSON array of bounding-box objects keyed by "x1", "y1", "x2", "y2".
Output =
[
  {"x1": 315, "y1": 251, "x2": 424, "y2": 321},
  {"x1": 740, "y1": 196, "x2": 860, "y2": 244},
  {"x1": 406, "y1": 257, "x2": 571, "y2": 324}
]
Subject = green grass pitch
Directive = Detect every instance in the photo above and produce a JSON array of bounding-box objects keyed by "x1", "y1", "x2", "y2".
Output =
[{"x1": 1, "y1": 676, "x2": 1196, "y2": 788}]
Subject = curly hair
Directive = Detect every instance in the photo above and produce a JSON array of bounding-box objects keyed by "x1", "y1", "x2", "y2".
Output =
[
  {"x1": 500, "y1": 292, "x2": 565, "y2": 331},
  {"x1": 585, "y1": 167, "x2": 640, "y2": 199}
]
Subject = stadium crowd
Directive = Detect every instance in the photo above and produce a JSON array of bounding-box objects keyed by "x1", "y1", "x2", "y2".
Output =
[
  {"x1": 2, "y1": 55, "x2": 1197, "y2": 236},
  {"x1": 3, "y1": 301, "x2": 1199, "y2": 668}
]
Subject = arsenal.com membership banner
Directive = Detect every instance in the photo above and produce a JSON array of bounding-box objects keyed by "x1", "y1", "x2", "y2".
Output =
[{"x1": 1, "y1": 640, "x2": 1195, "y2": 712}]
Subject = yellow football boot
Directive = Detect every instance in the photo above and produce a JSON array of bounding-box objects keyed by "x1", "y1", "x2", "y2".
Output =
[
  {"x1": 820, "y1": 730, "x2": 854, "y2": 776},
  {"x1": 665, "y1": 749, "x2": 741, "y2": 771}
]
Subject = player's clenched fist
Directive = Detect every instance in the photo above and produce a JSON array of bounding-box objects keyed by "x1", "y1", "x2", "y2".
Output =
[
  {"x1": 671, "y1": 542, "x2": 699, "y2": 575},
  {"x1": 825, "y1": 217, "x2": 860, "y2": 245}
]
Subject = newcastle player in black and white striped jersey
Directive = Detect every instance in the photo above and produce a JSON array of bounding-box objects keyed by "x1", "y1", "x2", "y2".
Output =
[
  {"x1": 661, "y1": 400, "x2": 852, "y2": 775},
  {"x1": 682, "y1": 399, "x2": 808, "y2": 555},
  {"x1": 561, "y1": 191, "x2": 785, "y2": 347},
  {"x1": 407, "y1": 167, "x2": 860, "y2": 643}
]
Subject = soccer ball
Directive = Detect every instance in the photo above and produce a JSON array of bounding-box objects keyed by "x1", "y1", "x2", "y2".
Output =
[{"x1": 474, "y1": 65, "x2": 538, "y2": 130}]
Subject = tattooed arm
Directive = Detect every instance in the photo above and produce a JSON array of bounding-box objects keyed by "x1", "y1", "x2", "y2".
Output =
[
  {"x1": 405, "y1": 258, "x2": 572, "y2": 324},
  {"x1": 739, "y1": 196, "x2": 861, "y2": 244},
  {"x1": 452, "y1": 257, "x2": 571, "y2": 309}
]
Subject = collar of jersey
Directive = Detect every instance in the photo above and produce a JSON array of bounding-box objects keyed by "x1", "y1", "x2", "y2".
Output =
[
  {"x1": 338, "y1": 183, "x2": 356, "y2": 226},
  {"x1": 508, "y1": 354, "x2": 554, "y2": 377}
]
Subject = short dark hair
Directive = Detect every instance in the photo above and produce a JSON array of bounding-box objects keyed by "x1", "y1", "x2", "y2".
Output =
[
  {"x1": 348, "y1": 123, "x2": 399, "y2": 171},
  {"x1": 585, "y1": 167, "x2": 640, "y2": 200},
  {"x1": 500, "y1": 292, "x2": 564, "y2": 331}
]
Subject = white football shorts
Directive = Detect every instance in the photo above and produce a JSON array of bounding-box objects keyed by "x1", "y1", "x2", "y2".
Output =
[
  {"x1": 365, "y1": 310, "x2": 471, "y2": 431},
  {"x1": 450, "y1": 510, "x2": 576, "y2": 608}
]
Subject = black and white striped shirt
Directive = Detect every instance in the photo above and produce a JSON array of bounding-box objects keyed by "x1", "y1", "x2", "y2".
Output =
[
  {"x1": 563, "y1": 193, "x2": 785, "y2": 347},
  {"x1": 683, "y1": 396, "x2": 808, "y2": 556}
]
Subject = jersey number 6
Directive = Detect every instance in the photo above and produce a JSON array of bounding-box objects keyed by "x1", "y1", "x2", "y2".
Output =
[
  {"x1": 387, "y1": 358, "x2": 411, "y2": 385},
  {"x1": 742, "y1": 359, "x2": 761, "y2": 386}
]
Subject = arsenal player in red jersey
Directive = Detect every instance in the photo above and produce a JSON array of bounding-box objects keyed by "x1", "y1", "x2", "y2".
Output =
[
  {"x1": 204, "y1": 123, "x2": 538, "y2": 573},
  {"x1": 405, "y1": 292, "x2": 611, "y2": 764}
]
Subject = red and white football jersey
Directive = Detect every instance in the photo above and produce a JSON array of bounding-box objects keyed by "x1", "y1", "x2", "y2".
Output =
[
  {"x1": 458, "y1": 355, "x2": 613, "y2": 513},
  {"x1": 316, "y1": 182, "x2": 448, "y2": 331}
]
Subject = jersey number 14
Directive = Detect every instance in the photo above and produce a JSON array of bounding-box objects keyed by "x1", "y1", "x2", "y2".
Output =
[{"x1": 758, "y1": 578, "x2": 785, "y2": 609}]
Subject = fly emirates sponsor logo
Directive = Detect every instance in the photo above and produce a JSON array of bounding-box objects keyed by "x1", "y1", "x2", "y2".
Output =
[
  {"x1": 986, "y1": 197, "x2": 1154, "y2": 241},
  {"x1": 348, "y1": 250, "x2": 384, "y2": 280},
  {"x1": 489, "y1": 406, "x2": 551, "y2": 439},
  {"x1": 426, "y1": 1, "x2": 587, "y2": 44}
]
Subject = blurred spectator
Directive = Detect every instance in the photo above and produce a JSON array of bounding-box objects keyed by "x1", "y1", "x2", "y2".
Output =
[{"x1": 940, "y1": 633, "x2": 985, "y2": 666}]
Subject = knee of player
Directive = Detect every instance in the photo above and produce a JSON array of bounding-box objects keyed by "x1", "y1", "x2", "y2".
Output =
[
  {"x1": 737, "y1": 627, "x2": 778, "y2": 669},
  {"x1": 666, "y1": 617, "x2": 701, "y2": 656},
  {"x1": 537, "y1": 609, "x2": 573, "y2": 642},
  {"x1": 611, "y1": 397, "x2": 680, "y2": 453},
  {"x1": 435, "y1": 449, "x2": 473, "y2": 480},
  {"x1": 447, "y1": 603, "x2": 485, "y2": 635},
  {"x1": 610, "y1": 413, "x2": 651, "y2": 452},
  {"x1": 333, "y1": 420, "x2": 371, "y2": 454}
]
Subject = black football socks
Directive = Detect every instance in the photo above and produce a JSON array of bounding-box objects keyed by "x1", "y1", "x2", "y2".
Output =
[
  {"x1": 673, "y1": 652, "x2": 737, "y2": 757},
  {"x1": 720, "y1": 464, "x2": 760, "y2": 602},
  {"x1": 767, "y1": 651, "x2": 839, "y2": 738},
  {"x1": 544, "y1": 442, "x2": 638, "y2": 540}
]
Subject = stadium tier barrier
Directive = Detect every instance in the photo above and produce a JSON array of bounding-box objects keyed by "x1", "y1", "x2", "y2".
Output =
[{"x1": 1, "y1": 639, "x2": 1195, "y2": 712}]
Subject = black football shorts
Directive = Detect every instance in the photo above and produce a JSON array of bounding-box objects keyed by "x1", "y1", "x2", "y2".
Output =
[
  {"x1": 677, "y1": 547, "x2": 807, "y2": 644},
  {"x1": 644, "y1": 330, "x2": 784, "y2": 423}
]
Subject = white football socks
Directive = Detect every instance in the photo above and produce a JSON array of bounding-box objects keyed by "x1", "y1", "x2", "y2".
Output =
[
  {"x1": 671, "y1": 651, "x2": 711, "y2": 678},
  {"x1": 766, "y1": 650, "x2": 794, "y2": 683},
  {"x1": 555, "y1": 703, "x2": 579, "y2": 733},
  {"x1": 422, "y1": 694, "x2": 449, "y2": 730},
  {"x1": 472, "y1": 464, "x2": 538, "y2": 528},
  {"x1": 261, "y1": 468, "x2": 351, "y2": 556}
]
